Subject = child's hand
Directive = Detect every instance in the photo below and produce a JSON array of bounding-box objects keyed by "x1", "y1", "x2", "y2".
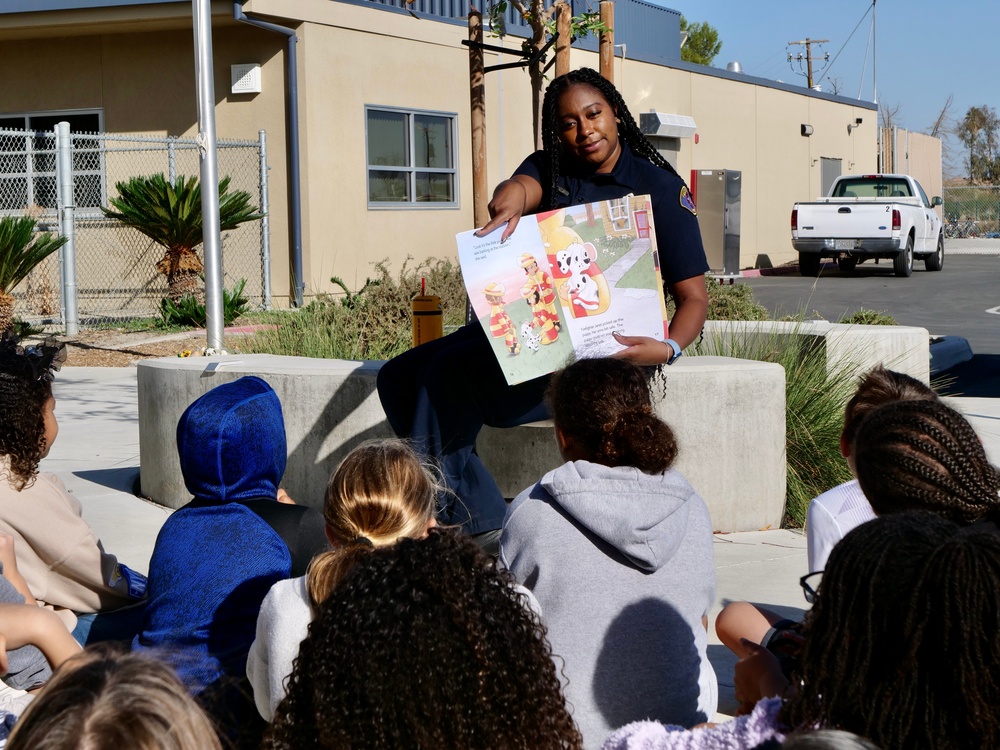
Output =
[
  {"x1": 0, "y1": 633, "x2": 8, "y2": 676},
  {"x1": 276, "y1": 488, "x2": 296, "y2": 505}
]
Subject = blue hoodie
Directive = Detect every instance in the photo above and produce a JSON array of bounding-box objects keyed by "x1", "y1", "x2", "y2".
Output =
[{"x1": 135, "y1": 377, "x2": 325, "y2": 695}]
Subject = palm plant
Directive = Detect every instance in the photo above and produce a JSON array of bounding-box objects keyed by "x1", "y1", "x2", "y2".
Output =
[
  {"x1": 0, "y1": 216, "x2": 67, "y2": 333},
  {"x1": 102, "y1": 174, "x2": 263, "y2": 303}
]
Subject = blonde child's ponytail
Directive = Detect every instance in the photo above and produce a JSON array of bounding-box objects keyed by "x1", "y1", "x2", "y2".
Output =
[{"x1": 306, "y1": 440, "x2": 439, "y2": 608}]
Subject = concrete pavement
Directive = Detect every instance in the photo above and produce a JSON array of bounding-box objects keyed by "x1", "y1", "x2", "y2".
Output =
[{"x1": 43, "y1": 364, "x2": 1000, "y2": 716}]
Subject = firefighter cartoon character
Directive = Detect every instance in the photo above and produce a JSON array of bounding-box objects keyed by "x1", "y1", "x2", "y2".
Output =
[
  {"x1": 484, "y1": 282, "x2": 520, "y2": 355},
  {"x1": 518, "y1": 253, "x2": 561, "y2": 332},
  {"x1": 524, "y1": 288, "x2": 559, "y2": 345}
]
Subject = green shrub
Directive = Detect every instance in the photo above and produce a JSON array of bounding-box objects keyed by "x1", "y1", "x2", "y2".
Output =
[
  {"x1": 666, "y1": 279, "x2": 770, "y2": 322},
  {"x1": 692, "y1": 322, "x2": 857, "y2": 527},
  {"x1": 240, "y1": 258, "x2": 465, "y2": 360},
  {"x1": 11, "y1": 318, "x2": 43, "y2": 338},
  {"x1": 159, "y1": 278, "x2": 249, "y2": 328},
  {"x1": 838, "y1": 308, "x2": 898, "y2": 326}
]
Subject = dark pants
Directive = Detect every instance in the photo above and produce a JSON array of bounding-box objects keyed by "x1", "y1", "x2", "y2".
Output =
[{"x1": 377, "y1": 324, "x2": 550, "y2": 535}]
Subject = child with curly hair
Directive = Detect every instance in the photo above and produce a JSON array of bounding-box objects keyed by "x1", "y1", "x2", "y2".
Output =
[
  {"x1": 500, "y1": 357, "x2": 717, "y2": 748},
  {"x1": 247, "y1": 439, "x2": 438, "y2": 721},
  {"x1": 264, "y1": 528, "x2": 582, "y2": 750},
  {"x1": 0, "y1": 334, "x2": 146, "y2": 639}
]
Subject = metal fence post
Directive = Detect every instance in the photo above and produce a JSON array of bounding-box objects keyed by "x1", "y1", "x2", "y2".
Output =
[
  {"x1": 55, "y1": 122, "x2": 78, "y2": 335},
  {"x1": 259, "y1": 130, "x2": 272, "y2": 310},
  {"x1": 168, "y1": 137, "x2": 177, "y2": 182}
]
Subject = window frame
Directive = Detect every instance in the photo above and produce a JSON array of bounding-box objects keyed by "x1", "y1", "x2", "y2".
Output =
[
  {"x1": 0, "y1": 109, "x2": 105, "y2": 216},
  {"x1": 364, "y1": 105, "x2": 459, "y2": 210}
]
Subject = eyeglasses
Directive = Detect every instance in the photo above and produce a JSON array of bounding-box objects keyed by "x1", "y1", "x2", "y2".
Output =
[{"x1": 799, "y1": 571, "x2": 823, "y2": 604}]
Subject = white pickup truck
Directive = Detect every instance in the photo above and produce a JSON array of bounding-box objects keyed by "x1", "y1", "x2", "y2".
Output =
[{"x1": 791, "y1": 174, "x2": 944, "y2": 277}]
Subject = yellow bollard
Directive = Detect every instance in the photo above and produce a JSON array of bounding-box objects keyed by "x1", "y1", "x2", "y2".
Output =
[{"x1": 412, "y1": 279, "x2": 443, "y2": 347}]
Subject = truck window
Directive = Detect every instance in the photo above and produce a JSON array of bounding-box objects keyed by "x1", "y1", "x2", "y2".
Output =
[{"x1": 832, "y1": 178, "x2": 913, "y2": 198}]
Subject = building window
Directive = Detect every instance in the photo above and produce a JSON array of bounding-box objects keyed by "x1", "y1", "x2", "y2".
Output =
[
  {"x1": 0, "y1": 110, "x2": 104, "y2": 214},
  {"x1": 607, "y1": 196, "x2": 632, "y2": 232},
  {"x1": 366, "y1": 106, "x2": 457, "y2": 207}
]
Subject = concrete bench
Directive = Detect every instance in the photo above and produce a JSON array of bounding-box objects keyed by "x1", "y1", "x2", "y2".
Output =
[
  {"x1": 702, "y1": 320, "x2": 930, "y2": 383},
  {"x1": 137, "y1": 354, "x2": 786, "y2": 532}
]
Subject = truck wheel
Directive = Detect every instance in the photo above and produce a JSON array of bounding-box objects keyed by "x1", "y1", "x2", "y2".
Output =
[
  {"x1": 799, "y1": 254, "x2": 821, "y2": 277},
  {"x1": 925, "y1": 234, "x2": 944, "y2": 272},
  {"x1": 894, "y1": 236, "x2": 913, "y2": 278},
  {"x1": 837, "y1": 256, "x2": 858, "y2": 273}
]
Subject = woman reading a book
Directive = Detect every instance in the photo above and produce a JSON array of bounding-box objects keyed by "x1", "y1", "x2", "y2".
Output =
[{"x1": 377, "y1": 68, "x2": 709, "y2": 548}]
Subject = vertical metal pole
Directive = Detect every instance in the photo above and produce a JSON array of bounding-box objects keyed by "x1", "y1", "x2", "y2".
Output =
[
  {"x1": 55, "y1": 122, "x2": 78, "y2": 335},
  {"x1": 192, "y1": 0, "x2": 224, "y2": 351},
  {"x1": 258, "y1": 129, "x2": 272, "y2": 310},
  {"x1": 168, "y1": 138, "x2": 177, "y2": 182}
]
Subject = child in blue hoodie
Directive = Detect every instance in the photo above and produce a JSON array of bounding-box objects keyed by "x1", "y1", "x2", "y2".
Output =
[{"x1": 134, "y1": 376, "x2": 327, "y2": 746}]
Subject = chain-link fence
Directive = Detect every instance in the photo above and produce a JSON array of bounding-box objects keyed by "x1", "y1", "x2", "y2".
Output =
[
  {"x1": 943, "y1": 186, "x2": 1000, "y2": 239},
  {"x1": 0, "y1": 126, "x2": 269, "y2": 328}
]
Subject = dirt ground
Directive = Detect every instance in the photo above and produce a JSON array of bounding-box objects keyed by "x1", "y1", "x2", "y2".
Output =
[{"x1": 54, "y1": 329, "x2": 217, "y2": 368}]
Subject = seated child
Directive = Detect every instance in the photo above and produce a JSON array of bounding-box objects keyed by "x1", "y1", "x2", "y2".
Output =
[
  {"x1": 7, "y1": 646, "x2": 223, "y2": 750},
  {"x1": 500, "y1": 358, "x2": 717, "y2": 748},
  {"x1": 0, "y1": 334, "x2": 145, "y2": 635},
  {"x1": 604, "y1": 512, "x2": 1000, "y2": 749},
  {"x1": 247, "y1": 439, "x2": 437, "y2": 721},
  {"x1": 134, "y1": 377, "x2": 327, "y2": 744},
  {"x1": 0, "y1": 534, "x2": 80, "y2": 693},
  {"x1": 264, "y1": 529, "x2": 582, "y2": 750},
  {"x1": 717, "y1": 367, "x2": 938, "y2": 661}
]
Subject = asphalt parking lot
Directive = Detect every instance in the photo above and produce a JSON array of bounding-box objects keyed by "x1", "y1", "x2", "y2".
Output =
[{"x1": 740, "y1": 246, "x2": 1000, "y2": 397}]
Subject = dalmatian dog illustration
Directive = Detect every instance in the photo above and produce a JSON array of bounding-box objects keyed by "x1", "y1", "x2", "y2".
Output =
[
  {"x1": 568, "y1": 273, "x2": 601, "y2": 312},
  {"x1": 556, "y1": 242, "x2": 594, "y2": 276},
  {"x1": 519, "y1": 322, "x2": 541, "y2": 352}
]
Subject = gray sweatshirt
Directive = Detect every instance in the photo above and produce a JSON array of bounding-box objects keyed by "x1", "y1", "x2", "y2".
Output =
[{"x1": 499, "y1": 460, "x2": 717, "y2": 750}]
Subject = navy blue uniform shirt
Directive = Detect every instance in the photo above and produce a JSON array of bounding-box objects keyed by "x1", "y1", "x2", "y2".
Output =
[{"x1": 513, "y1": 142, "x2": 709, "y2": 285}]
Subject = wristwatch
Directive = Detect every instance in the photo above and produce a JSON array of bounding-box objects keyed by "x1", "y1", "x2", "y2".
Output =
[{"x1": 664, "y1": 338, "x2": 682, "y2": 365}]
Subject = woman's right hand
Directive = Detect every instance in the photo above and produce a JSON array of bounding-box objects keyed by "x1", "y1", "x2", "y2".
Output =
[{"x1": 476, "y1": 176, "x2": 542, "y2": 241}]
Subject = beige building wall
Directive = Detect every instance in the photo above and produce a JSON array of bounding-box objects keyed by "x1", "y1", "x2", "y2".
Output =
[{"x1": 881, "y1": 128, "x2": 943, "y2": 211}]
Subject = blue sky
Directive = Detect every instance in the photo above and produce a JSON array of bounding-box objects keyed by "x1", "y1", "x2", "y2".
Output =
[{"x1": 667, "y1": 1, "x2": 997, "y2": 173}]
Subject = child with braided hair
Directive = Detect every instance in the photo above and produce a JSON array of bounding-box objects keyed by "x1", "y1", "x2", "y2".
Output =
[
  {"x1": 500, "y1": 357, "x2": 717, "y2": 749},
  {"x1": 852, "y1": 397, "x2": 1000, "y2": 524}
]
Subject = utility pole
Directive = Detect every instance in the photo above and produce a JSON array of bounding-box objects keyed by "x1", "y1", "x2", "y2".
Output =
[{"x1": 787, "y1": 38, "x2": 829, "y2": 89}]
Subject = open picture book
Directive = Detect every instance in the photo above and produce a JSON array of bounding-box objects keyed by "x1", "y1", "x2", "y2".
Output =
[{"x1": 456, "y1": 193, "x2": 669, "y2": 385}]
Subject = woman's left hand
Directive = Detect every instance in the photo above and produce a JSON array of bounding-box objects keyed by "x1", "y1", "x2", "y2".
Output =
[{"x1": 611, "y1": 332, "x2": 670, "y2": 366}]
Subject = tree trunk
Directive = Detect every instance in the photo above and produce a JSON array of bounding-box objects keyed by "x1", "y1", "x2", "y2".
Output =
[
  {"x1": 156, "y1": 248, "x2": 205, "y2": 304},
  {"x1": 0, "y1": 291, "x2": 14, "y2": 334}
]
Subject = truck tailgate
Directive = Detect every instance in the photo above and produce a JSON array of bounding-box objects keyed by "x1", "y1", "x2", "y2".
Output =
[{"x1": 794, "y1": 202, "x2": 896, "y2": 241}]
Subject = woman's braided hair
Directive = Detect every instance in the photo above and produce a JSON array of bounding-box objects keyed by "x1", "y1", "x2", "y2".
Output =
[
  {"x1": 781, "y1": 511, "x2": 1000, "y2": 748},
  {"x1": 853, "y1": 398, "x2": 1000, "y2": 523},
  {"x1": 547, "y1": 357, "x2": 677, "y2": 473},
  {"x1": 264, "y1": 528, "x2": 582, "y2": 750},
  {"x1": 539, "y1": 68, "x2": 680, "y2": 210}
]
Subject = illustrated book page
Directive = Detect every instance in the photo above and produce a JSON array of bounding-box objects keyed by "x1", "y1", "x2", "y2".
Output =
[{"x1": 456, "y1": 194, "x2": 669, "y2": 385}]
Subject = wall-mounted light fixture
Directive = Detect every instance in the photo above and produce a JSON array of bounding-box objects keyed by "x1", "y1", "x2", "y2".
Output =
[
  {"x1": 847, "y1": 117, "x2": 863, "y2": 134},
  {"x1": 801, "y1": 123, "x2": 814, "y2": 137}
]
